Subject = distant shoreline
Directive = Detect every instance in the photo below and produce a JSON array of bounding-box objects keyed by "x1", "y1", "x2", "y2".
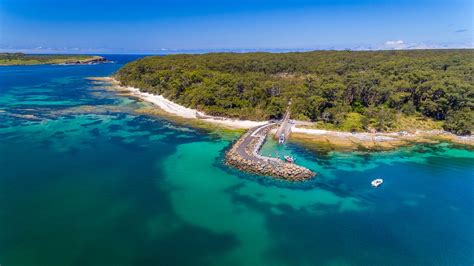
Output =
[
  {"x1": 0, "y1": 53, "x2": 110, "y2": 66},
  {"x1": 90, "y1": 76, "x2": 474, "y2": 150}
]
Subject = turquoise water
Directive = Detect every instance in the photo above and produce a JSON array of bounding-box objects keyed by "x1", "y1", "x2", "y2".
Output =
[{"x1": 0, "y1": 56, "x2": 473, "y2": 266}]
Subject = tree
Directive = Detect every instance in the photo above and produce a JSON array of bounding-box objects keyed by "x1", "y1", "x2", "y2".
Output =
[
  {"x1": 443, "y1": 108, "x2": 474, "y2": 135},
  {"x1": 321, "y1": 105, "x2": 350, "y2": 125},
  {"x1": 365, "y1": 105, "x2": 396, "y2": 132},
  {"x1": 266, "y1": 97, "x2": 285, "y2": 119}
]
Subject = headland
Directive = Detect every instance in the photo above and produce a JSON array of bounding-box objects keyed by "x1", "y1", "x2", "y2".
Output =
[{"x1": 0, "y1": 53, "x2": 110, "y2": 66}]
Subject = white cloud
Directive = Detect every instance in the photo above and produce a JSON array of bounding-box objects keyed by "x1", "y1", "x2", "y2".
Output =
[
  {"x1": 385, "y1": 40, "x2": 404, "y2": 45},
  {"x1": 384, "y1": 40, "x2": 406, "y2": 50},
  {"x1": 381, "y1": 40, "x2": 473, "y2": 50}
]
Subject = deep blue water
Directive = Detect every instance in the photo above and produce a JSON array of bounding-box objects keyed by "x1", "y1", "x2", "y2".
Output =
[{"x1": 0, "y1": 55, "x2": 473, "y2": 266}]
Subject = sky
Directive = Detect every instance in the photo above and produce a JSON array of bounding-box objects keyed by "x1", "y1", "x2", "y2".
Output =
[{"x1": 0, "y1": 0, "x2": 472, "y2": 54}]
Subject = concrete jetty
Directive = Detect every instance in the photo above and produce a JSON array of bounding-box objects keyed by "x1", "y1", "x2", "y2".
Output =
[
  {"x1": 225, "y1": 123, "x2": 315, "y2": 181},
  {"x1": 274, "y1": 103, "x2": 294, "y2": 143}
]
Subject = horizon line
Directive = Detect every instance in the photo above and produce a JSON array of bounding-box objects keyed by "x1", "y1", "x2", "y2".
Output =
[{"x1": 1, "y1": 46, "x2": 473, "y2": 55}]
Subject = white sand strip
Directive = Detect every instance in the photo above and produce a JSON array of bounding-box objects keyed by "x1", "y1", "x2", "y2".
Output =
[
  {"x1": 113, "y1": 81, "x2": 266, "y2": 129},
  {"x1": 292, "y1": 126, "x2": 396, "y2": 141},
  {"x1": 126, "y1": 87, "x2": 200, "y2": 119}
]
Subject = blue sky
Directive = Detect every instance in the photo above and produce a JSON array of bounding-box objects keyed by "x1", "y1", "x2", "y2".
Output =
[{"x1": 0, "y1": 0, "x2": 472, "y2": 54}]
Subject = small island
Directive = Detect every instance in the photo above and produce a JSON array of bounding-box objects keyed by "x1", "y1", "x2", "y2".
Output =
[{"x1": 0, "y1": 52, "x2": 110, "y2": 66}]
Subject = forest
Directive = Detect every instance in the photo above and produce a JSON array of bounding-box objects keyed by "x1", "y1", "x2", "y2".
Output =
[{"x1": 115, "y1": 49, "x2": 473, "y2": 135}]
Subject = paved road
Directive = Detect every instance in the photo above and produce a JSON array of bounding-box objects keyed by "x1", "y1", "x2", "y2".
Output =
[
  {"x1": 235, "y1": 123, "x2": 278, "y2": 164},
  {"x1": 230, "y1": 119, "x2": 316, "y2": 179}
]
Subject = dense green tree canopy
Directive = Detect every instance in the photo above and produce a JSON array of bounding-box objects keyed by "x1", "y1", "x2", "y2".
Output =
[{"x1": 115, "y1": 49, "x2": 474, "y2": 135}]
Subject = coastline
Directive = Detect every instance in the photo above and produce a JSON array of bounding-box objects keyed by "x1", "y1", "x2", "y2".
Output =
[
  {"x1": 0, "y1": 55, "x2": 109, "y2": 66},
  {"x1": 90, "y1": 77, "x2": 267, "y2": 129},
  {"x1": 290, "y1": 126, "x2": 474, "y2": 150},
  {"x1": 90, "y1": 76, "x2": 474, "y2": 150}
]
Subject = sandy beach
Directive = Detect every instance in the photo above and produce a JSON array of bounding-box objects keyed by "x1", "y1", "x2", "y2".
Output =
[{"x1": 91, "y1": 77, "x2": 267, "y2": 129}]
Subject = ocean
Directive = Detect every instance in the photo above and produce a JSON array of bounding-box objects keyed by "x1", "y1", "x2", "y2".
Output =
[{"x1": 0, "y1": 55, "x2": 472, "y2": 266}]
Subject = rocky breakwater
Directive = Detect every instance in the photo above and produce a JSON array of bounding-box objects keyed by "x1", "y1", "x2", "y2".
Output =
[{"x1": 225, "y1": 123, "x2": 315, "y2": 181}]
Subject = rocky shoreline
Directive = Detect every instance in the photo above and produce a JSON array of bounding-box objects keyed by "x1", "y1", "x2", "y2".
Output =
[
  {"x1": 225, "y1": 124, "x2": 315, "y2": 181},
  {"x1": 62, "y1": 56, "x2": 110, "y2": 65}
]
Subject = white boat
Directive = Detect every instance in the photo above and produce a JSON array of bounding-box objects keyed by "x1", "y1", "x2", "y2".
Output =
[
  {"x1": 279, "y1": 133, "x2": 285, "y2": 144},
  {"x1": 371, "y1": 178, "x2": 383, "y2": 187},
  {"x1": 284, "y1": 155, "x2": 295, "y2": 163}
]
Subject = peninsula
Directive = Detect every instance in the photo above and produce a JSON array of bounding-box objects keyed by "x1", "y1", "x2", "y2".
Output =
[
  {"x1": 0, "y1": 53, "x2": 110, "y2": 66},
  {"x1": 115, "y1": 49, "x2": 473, "y2": 138},
  {"x1": 87, "y1": 50, "x2": 474, "y2": 156}
]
